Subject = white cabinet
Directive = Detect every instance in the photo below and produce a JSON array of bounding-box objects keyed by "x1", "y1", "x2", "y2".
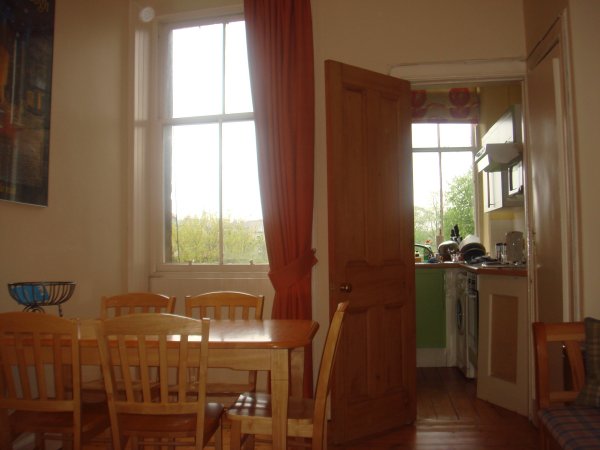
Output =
[
  {"x1": 476, "y1": 274, "x2": 529, "y2": 416},
  {"x1": 482, "y1": 169, "x2": 523, "y2": 212},
  {"x1": 479, "y1": 105, "x2": 524, "y2": 212}
]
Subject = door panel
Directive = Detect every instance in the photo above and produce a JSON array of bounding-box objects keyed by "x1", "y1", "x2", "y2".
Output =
[
  {"x1": 477, "y1": 275, "x2": 529, "y2": 416},
  {"x1": 326, "y1": 60, "x2": 416, "y2": 443},
  {"x1": 527, "y1": 42, "x2": 566, "y2": 324}
]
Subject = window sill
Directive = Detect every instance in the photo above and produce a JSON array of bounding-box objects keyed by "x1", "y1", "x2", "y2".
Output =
[{"x1": 151, "y1": 263, "x2": 270, "y2": 280}]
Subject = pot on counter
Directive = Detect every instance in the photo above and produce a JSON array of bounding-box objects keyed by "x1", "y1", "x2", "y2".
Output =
[
  {"x1": 461, "y1": 243, "x2": 486, "y2": 263},
  {"x1": 438, "y1": 240, "x2": 459, "y2": 261}
]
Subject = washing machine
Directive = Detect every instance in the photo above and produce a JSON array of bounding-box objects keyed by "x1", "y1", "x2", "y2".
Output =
[
  {"x1": 456, "y1": 270, "x2": 476, "y2": 378},
  {"x1": 466, "y1": 271, "x2": 479, "y2": 378}
]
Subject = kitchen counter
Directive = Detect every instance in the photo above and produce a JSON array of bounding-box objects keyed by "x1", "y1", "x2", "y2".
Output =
[{"x1": 415, "y1": 262, "x2": 527, "y2": 277}]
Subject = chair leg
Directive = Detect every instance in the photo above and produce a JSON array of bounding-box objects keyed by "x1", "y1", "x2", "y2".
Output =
[
  {"x1": 229, "y1": 422, "x2": 242, "y2": 450},
  {"x1": 213, "y1": 424, "x2": 223, "y2": 450},
  {"x1": 243, "y1": 434, "x2": 255, "y2": 450}
]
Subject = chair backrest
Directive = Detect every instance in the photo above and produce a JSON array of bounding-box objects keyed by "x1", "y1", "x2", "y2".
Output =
[
  {"x1": 95, "y1": 313, "x2": 210, "y2": 449},
  {"x1": 185, "y1": 291, "x2": 264, "y2": 320},
  {"x1": 312, "y1": 301, "x2": 349, "y2": 448},
  {"x1": 0, "y1": 312, "x2": 83, "y2": 447},
  {"x1": 532, "y1": 321, "x2": 586, "y2": 409},
  {"x1": 100, "y1": 292, "x2": 176, "y2": 319}
]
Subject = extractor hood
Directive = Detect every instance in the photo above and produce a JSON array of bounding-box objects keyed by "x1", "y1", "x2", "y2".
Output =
[{"x1": 475, "y1": 142, "x2": 522, "y2": 172}]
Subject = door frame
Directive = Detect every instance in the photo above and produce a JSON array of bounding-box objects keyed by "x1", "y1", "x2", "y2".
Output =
[{"x1": 391, "y1": 54, "x2": 580, "y2": 420}]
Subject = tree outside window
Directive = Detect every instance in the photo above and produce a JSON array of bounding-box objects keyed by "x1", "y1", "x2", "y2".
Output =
[
  {"x1": 161, "y1": 17, "x2": 267, "y2": 265},
  {"x1": 412, "y1": 123, "x2": 476, "y2": 254}
]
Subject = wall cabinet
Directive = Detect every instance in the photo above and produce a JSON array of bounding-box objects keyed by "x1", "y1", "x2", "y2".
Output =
[
  {"x1": 482, "y1": 169, "x2": 523, "y2": 212},
  {"x1": 479, "y1": 105, "x2": 524, "y2": 212}
]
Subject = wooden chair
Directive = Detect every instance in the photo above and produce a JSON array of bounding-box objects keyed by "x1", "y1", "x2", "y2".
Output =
[
  {"x1": 226, "y1": 301, "x2": 349, "y2": 450},
  {"x1": 185, "y1": 291, "x2": 265, "y2": 403},
  {"x1": 100, "y1": 292, "x2": 176, "y2": 319},
  {"x1": 81, "y1": 292, "x2": 176, "y2": 402},
  {"x1": 532, "y1": 321, "x2": 586, "y2": 450},
  {"x1": 95, "y1": 313, "x2": 224, "y2": 449},
  {"x1": 0, "y1": 312, "x2": 110, "y2": 449}
]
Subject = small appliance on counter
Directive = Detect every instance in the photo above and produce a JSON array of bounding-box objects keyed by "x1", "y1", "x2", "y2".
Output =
[{"x1": 505, "y1": 231, "x2": 524, "y2": 264}]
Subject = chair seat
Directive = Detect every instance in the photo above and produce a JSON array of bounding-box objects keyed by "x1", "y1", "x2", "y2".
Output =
[
  {"x1": 225, "y1": 302, "x2": 348, "y2": 450},
  {"x1": 207, "y1": 382, "x2": 256, "y2": 395},
  {"x1": 227, "y1": 392, "x2": 315, "y2": 431},
  {"x1": 10, "y1": 401, "x2": 110, "y2": 438},
  {"x1": 538, "y1": 404, "x2": 600, "y2": 450},
  {"x1": 119, "y1": 402, "x2": 224, "y2": 445}
]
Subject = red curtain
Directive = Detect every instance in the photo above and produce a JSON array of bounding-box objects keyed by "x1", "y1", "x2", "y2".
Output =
[{"x1": 244, "y1": 0, "x2": 317, "y2": 397}]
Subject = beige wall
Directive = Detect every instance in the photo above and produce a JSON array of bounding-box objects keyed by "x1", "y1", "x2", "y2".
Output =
[
  {"x1": 9, "y1": 0, "x2": 598, "y2": 384},
  {"x1": 311, "y1": 0, "x2": 526, "y2": 336},
  {"x1": 567, "y1": 0, "x2": 600, "y2": 318},
  {"x1": 523, "y1": 0, "x2": 566, "y2": 55},
  {"x1": 0, "y1": 0, "x2": 129, "y2": 316},
  {"x1": 0, "y1": 0, "x2": 528, "y2": 368}
]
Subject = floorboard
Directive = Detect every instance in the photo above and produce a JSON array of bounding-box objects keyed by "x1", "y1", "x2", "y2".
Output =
[{"x1": 327, "y1": 367, "x2": 538, "y2": 450}]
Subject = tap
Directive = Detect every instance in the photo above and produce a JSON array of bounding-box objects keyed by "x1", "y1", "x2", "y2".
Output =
[{"x1": 414, "y1": 244, "x2": 435, "y2": 261}]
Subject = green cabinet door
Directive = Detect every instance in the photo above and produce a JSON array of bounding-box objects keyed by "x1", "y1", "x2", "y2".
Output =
[{"x1": 416, "y1": 268, "x2": 446, "y2": 348}]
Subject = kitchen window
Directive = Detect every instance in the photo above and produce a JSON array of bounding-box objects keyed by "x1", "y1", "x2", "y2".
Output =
[
  {"x1": 412, "y1": 123, "x2": 476, "y2": 252},
  {"x1": 160, "y1": 15, "x2": 267, "y2": 266}
]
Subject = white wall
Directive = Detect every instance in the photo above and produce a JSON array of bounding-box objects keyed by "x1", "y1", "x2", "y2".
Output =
[{"x1": 0, "y1": 0, "x2": 129, "y2": 317}]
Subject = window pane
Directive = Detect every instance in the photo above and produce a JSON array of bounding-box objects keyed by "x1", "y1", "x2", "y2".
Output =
[
  {"x1": 441, "y1": 151, "x2": 474, "y2": 238},
  {"x1": 222, "y1": 121, "x2": 266, "y2": 264},
  {"x1": 172, "y1": 25, "x2": 223, "y2": 118},
  {"x1": 412, "y1": 123, "x2": 438, "y2": 148},
  {"x1": 413, "y1": 152, "x2": 441, "y2": 246},
  {"x1": 225, "y1": 21, "x2": 253, "y2": 114},
  {"x1": 169, "y1": 124, "x2": 220, "y2": 264},
  {"x1": 439, "y1": 123, "x2": 472, "y2": 147}
]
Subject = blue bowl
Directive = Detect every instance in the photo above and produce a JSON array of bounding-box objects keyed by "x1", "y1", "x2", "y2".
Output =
[{"x1": 8, "y1": 282, "x2": 75, "y2": 306}]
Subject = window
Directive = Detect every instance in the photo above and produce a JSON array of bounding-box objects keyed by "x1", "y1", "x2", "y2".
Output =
[
  {"x1": 412, "y1": 123, "x2": 476, "y2": 252},
  {"x1": 161, "y1": 16, "x2": 267, "y2": 266}
]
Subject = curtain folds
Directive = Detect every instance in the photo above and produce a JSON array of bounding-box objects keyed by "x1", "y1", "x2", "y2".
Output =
[{"x1": 244, "y1": 0, "x2": 317, "y2": 397}]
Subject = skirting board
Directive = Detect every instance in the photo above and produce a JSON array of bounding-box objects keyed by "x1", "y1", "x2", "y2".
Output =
[{"x1": 417, "y1": 348, "x2": 451, "y2": 367}]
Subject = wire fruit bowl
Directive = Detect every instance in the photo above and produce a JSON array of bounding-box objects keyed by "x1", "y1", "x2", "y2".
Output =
[{"x1": 8, "y1": 281, "x2": 76, "y2": 316}]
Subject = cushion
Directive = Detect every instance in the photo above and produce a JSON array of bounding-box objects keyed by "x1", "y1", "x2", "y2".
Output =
[
  {"x1": 575, "y1": 317, "x2": 600, "y2": 407},
  {"x1": 538, "y1": 405, "x2": 600, "y2": 450}
]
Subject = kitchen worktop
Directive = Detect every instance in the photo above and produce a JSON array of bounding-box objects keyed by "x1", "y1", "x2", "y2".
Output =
[{"x1": 415, "y1": 262, "x2": 527, "y2": 277}]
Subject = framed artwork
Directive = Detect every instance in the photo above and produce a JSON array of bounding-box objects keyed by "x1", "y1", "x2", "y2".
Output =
[{"x1": 0, "y1": 0, "x2": 55, "y2": 206}]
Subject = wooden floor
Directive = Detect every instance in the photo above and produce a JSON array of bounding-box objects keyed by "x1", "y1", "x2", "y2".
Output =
[
  {"x1": 57, "y1": 367, "x2": 538, "y2": 450},
  {"x1": 327, "y1": 367, "x2": 538, "y2": 450}
]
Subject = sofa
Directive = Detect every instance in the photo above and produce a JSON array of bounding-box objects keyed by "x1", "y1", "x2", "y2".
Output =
[{"x1": 533, "y1": 319, "x2": 600, "y2": 450}]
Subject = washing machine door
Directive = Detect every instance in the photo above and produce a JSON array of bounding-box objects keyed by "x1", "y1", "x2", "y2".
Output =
[{"x1": 456, "y1": 295, "x2": 466, "y2": 334}]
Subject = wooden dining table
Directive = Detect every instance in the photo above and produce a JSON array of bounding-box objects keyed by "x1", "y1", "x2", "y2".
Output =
[{"x1": 0, "y1": 317, "x2": 319, "y2": 450}]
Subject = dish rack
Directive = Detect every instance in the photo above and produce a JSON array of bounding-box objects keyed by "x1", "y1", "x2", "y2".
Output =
[{"x1": 8, "y1": 281, "x2": 76, "y2": 316}]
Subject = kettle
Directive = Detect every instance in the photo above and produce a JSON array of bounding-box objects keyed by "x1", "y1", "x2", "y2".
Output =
[{"x1": 505, "y1": 231, "x2": 524, "y2": 264}]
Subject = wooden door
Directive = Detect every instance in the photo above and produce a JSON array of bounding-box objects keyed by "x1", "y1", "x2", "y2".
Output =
[
  {"x1": 325, "y1": 60, "x2": 416, "y2": 443},
  {"x1": 526, "y1": 25, "x2": 571, "y2": 324}
]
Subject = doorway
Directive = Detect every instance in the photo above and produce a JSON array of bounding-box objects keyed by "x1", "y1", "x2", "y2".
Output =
[{"x1": 392, "y1": 60, "x2": 529, "y2": 415}]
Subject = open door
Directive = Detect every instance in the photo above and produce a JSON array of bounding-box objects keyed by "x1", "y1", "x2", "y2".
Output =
[{"x1": 325, "y1": 60, "x2": 416, "y2": 443}]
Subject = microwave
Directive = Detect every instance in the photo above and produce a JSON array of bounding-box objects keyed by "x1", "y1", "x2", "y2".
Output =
[{"x1": 508, "y1": 159, "x2": 524, "y2": 196}]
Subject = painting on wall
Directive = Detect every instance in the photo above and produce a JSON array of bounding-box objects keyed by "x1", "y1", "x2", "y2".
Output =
[{"x1": 0, "y1": 0, "x2": 55, "y2": 206}]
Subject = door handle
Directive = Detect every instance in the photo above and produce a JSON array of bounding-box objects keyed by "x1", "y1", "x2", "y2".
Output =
[{"x1": 339, "y1": 283, "x2": 353, "y2": 294}]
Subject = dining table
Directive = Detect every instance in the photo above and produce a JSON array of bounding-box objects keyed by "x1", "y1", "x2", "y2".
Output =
[{"x1": 0, "y1": 317, "x2": 320, "y2": 450}]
